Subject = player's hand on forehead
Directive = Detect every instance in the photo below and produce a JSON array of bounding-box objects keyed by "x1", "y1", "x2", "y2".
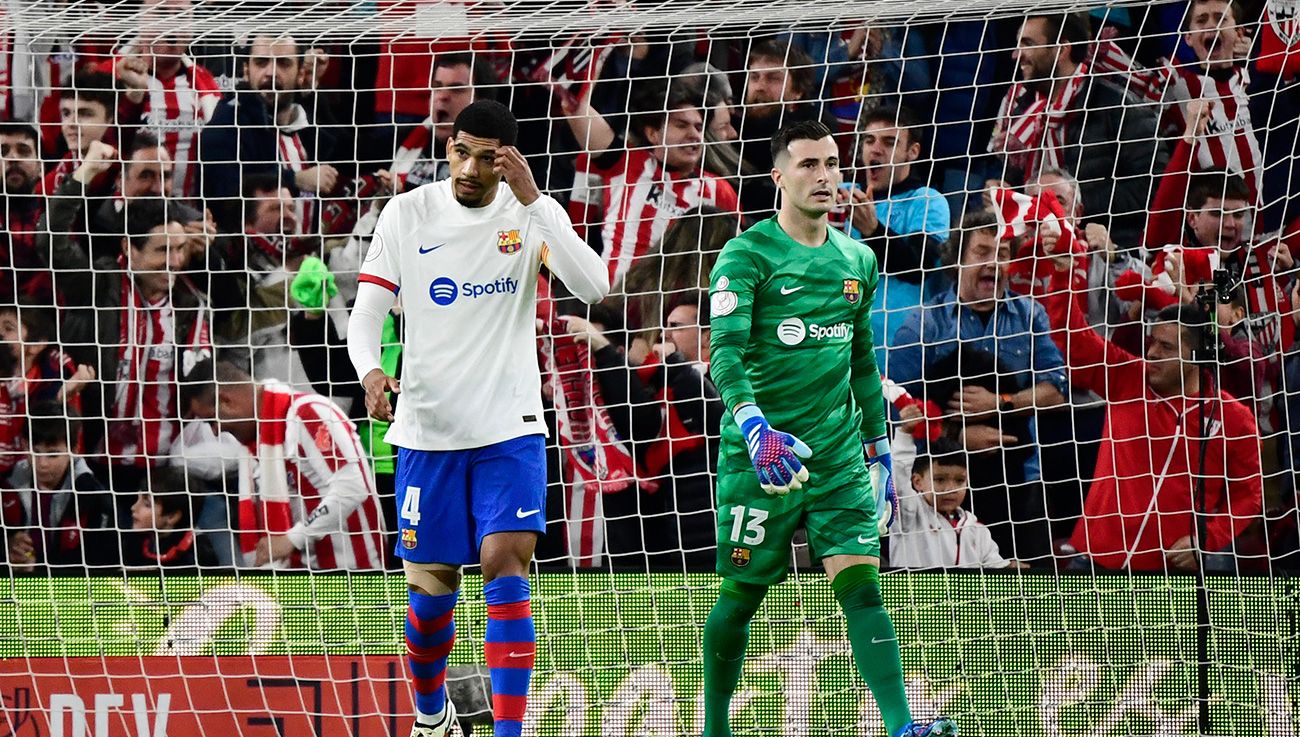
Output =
[{"x1": 494, "y1": 145, "x2": 540, "y2": 206}]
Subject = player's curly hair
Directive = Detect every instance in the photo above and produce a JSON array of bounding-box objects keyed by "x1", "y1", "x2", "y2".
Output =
[{"x1": 451, "y1": 99, "x2": 518, "y2": 146}]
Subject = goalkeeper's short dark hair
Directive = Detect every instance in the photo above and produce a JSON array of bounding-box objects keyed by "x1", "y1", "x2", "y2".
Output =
[
  {"x1": 452, "y1": 99, "x2": 518, "y2": 147},
  {"x1": 912, "y1": 438, "x2": 966, "y2": 479},
  {"x1": 770, "y1": 119, "x2": 833, "y2": 166}
]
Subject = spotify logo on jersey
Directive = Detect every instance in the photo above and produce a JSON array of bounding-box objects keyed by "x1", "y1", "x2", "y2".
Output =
[
  {"x1": 429, "y1": 277, "x2": 459, "y2": 305},
  {"x1": 776, "y1": 318, "x2": 806, "y2": 345}
]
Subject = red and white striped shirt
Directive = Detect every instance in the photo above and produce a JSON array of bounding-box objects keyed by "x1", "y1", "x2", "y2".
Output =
[
  {"x1": 1091, "y1": 42, "x2": 1262, "y2": 198},
  {"x1": 106, "y1": 274, "x2": 210, "y2": 468},
  {"x1": 115, "y1": 55, "x2": 221, "y2": 199},
  {"x1": 240, "y1": 382, "x2": 386, "y2": 571},
  {"x1": 569, "y1": 147, "x2": 738, "y2": 286},
  {"x1": 1161, "y1": 65, "x2": 1262, "y2": 199}
]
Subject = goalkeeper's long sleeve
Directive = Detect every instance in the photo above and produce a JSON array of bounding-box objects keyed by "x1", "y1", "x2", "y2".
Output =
[
  {"x1": 850, "y1": 255, "x2": 887, "y2": 440},
  {"x1": 526, "y1": 194, "x2": 609, "y2": 304},
  {"x1": 347, "y1": 281, "x2": 396, "y2": 381}
]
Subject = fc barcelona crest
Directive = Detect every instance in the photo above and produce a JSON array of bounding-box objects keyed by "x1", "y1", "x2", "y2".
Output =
[
  {"x1": 401, "y1": 529, "x2": 418, "y2": 550},
  {"x1": 730, "y1": 547, "x2": 751, "y2": 568},
  {"x1": 497, "y1": 229, "x2": 523, "y2": 254},
  {"x1": 843, "y1": 279, "x2": 861, "y2": 304}
]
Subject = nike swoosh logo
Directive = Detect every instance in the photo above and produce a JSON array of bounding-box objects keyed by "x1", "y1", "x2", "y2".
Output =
[
  {"x1": 516, "y1": 508, "x2": 541, "y2": 519},
  {"x1": 508, "y1": 651, "x2": 532, "y2": 658},
  {"x1": 418, "y1": 243, "x2": 445, "y2": 254},
  {"x1": 858, "y1": 535, "x2": 872, "y2": 544},
  {"x1": 780, "y1": 285, "x2": 804, "y2": 295},
  {"x1": 871, "y1": 636, "x2": 898, "y2": 644}
]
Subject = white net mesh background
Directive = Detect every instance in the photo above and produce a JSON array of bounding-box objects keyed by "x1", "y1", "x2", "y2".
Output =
[{"x1": 0, "y1": 0, "x2": 1297, "y2": 735}]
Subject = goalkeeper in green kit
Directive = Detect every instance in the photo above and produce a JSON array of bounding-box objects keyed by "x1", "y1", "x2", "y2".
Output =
[{"x1": 701, "y1": 120, "x2": 957, "y2": 737}]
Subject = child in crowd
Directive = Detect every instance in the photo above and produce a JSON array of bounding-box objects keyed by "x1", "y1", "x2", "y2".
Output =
[
  {"x1": 889, "y1": 437, "x2": 1012, "y2": 570},
  {"x1": 126, "y1": 465, "x2": 216, "y2": 570},
  {"x1": 2, "y1": 407, "x2": 114, "y2": 573}
]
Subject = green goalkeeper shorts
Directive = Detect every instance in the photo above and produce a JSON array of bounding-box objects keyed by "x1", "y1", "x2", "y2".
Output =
[{"x1": 714, "y1": 457, "x2": 881, "y2": 585}]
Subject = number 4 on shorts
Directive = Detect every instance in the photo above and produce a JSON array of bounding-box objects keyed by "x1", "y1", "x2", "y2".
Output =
[
  {"x1": 727, "y1": 505, "x2": 768, "y2": 546},
  {"x1": 401, "y1": 486, "x2": 422, "y2": 525}
]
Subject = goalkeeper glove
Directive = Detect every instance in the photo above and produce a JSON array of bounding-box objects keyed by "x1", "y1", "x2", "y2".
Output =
[
  {"x1": 864, "y1": 435, "x2": 897, "y2": 535},
  {"x1": 735, "y1": 405, "x2": 812, "y2": 495}
]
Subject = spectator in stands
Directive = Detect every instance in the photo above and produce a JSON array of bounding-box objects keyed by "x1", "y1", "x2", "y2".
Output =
[
  {"x1": 0, "y1": 122, "x2": 50, "y2": 303},
  {"x1": 732, "y1": 39, "x2": 821, "y2": 216},
  {"x1": 199, "y1": 33, "x2": 339, "y2": 233},
  {"x1": 989, "y1": 13, "x2": 1165, "y2": 245},
  {"x1": 1139, "y1": 119, "x2": 1289, "y2": 435},
  {"x1": 565, "y1": 293, "x2": 724, "y2": 570},
  {"x1": 567, "y1": 80, "x2": 738, "y2": 287},
  {"x1": 124, "y1": 464, "x2": 217, "y2": 569},
  {"x1": 1218, "y1": 283, "x2": 1281, "y2": 426},
  {"x1": 1010, "y1": 170, "x2": 1148, "y2": 342},
  {"x1": 1040, "y1": 254, "x2": 1264, "y2": 572},
  {"x1": 890, "y1": 210, "x2": 1067, "y2": 563},
  {"x1": 357, "y1": 52, "x2": 496, "y2": 206},
  {"x1": 1141, "y1": 109, "x2": 1290, "y2": 367},
  {"x1": 2, "y1": 408, "x2": 115, "y2": 574},
  {"x1": 889, "y1": 437, "x2": 1012, "y2": 569},
  {"x1": 43, "y1": 191, "x2": 211, "y2": 496},
  {"x1": 225, "y1": 173, "x2": 314, "y2": 348},
  {"x1": 620, "y1": 206, "x2": 738, "y2": 343},
  {"x1": 1002, "y1": 172, "x2": 1140, "y2": 539},
  {"x1": 673, "y1": 63, "x2": 747, "y2": 185},
  {"x1": 42, "y1": 68, "x2": 120, "y2": 199},
  {"x1": 0, "y1": 304, "x2": 28, "y2": 474},
  {"x1": 104, "y1": 0, "x2": 222, "y2": 200},
  {"x1": 116, "y1": 131, "x2": 175, "y2": 200},
  {"x1": 89, "y1": 131, "x2": 175, "y2": 260},
  {"x1": 1092, "y1": 0, "x2": 1260, "y2": 197},
  {"x1": 840, "y1": 106, "x2": 949, "y2": 369},
  {"x1": 183, "y1": 359, "x2": 386, "y2": 570},
  {"x1": 2, "y1": 304, "x2": 94, "y2": 414}
]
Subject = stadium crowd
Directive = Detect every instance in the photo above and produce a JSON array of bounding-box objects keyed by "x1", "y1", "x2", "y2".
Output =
[{"x1": 1, "y1": 0, "x2": 1299, "y2": 575}]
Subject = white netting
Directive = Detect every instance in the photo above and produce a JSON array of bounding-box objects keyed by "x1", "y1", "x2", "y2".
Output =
[{"x1": 0, "y1": 0, "x2": 1298, "y2": 734}]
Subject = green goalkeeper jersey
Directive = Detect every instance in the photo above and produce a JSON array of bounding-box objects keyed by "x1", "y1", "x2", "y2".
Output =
[{"x1": 708, "y1": 216, "x2": 886, "y2": 476}]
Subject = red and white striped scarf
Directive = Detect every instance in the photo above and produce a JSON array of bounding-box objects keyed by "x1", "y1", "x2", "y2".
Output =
[
  {"x1": 994, "y1": 63, "x2": 1090, "y2": 179},
  {"x1": 538, "y1": 324, "x2": 654, "y2": 567},
  {"x1": 107, "y1": 269, "x2": 211, "y2": 467},
  {"x1": 237, "y1": 382, "x2": 302, "y2": 567},
  {"x1": 991, "y1": 187, "x2": 1089, "y2": 298}
]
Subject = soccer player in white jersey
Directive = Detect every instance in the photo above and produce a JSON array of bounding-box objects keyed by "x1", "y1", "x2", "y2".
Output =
[{"x1": 348, "y1": 100, "x2": 608, "y2": 737}]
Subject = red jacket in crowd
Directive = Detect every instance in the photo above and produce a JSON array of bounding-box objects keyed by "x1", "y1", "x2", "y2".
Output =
[{"x1": 1040, "y1": 269, "x2": 1263, "y2": 571}]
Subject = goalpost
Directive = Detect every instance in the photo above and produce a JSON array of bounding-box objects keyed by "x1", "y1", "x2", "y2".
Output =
[{"x1": 0, "y1": 0, "x2": 1297, "y2": 735}]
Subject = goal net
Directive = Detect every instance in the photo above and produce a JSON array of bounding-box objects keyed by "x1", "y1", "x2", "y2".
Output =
[{"x1": 0, "y1": 0, "x2": 1297, "y2": 734}]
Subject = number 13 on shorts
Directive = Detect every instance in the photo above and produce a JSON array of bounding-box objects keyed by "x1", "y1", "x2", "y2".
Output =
[{"x1": 727, "y1": 505, "x2": 768, "y2": 545}]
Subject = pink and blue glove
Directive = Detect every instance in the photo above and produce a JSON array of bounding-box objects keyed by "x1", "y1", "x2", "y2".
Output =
[
  {"x1": 865, "y1": 435, "x2": 897, "y2": 535},
  {"x1": 735, "y1": 405, "x2": 812, "y2": 495}
]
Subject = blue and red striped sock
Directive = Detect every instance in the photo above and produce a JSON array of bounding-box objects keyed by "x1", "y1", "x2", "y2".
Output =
[
  {"x1": 483, "y1": 576, "x2": 535, "y2": 737},
  {"x1": 406, "y1": 590, "x2": 458, "y2": 723}
]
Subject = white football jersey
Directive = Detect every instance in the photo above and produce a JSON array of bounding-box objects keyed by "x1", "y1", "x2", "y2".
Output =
[{"x1": 356, "y1": 180, "x2": 607, "y2": 451}]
